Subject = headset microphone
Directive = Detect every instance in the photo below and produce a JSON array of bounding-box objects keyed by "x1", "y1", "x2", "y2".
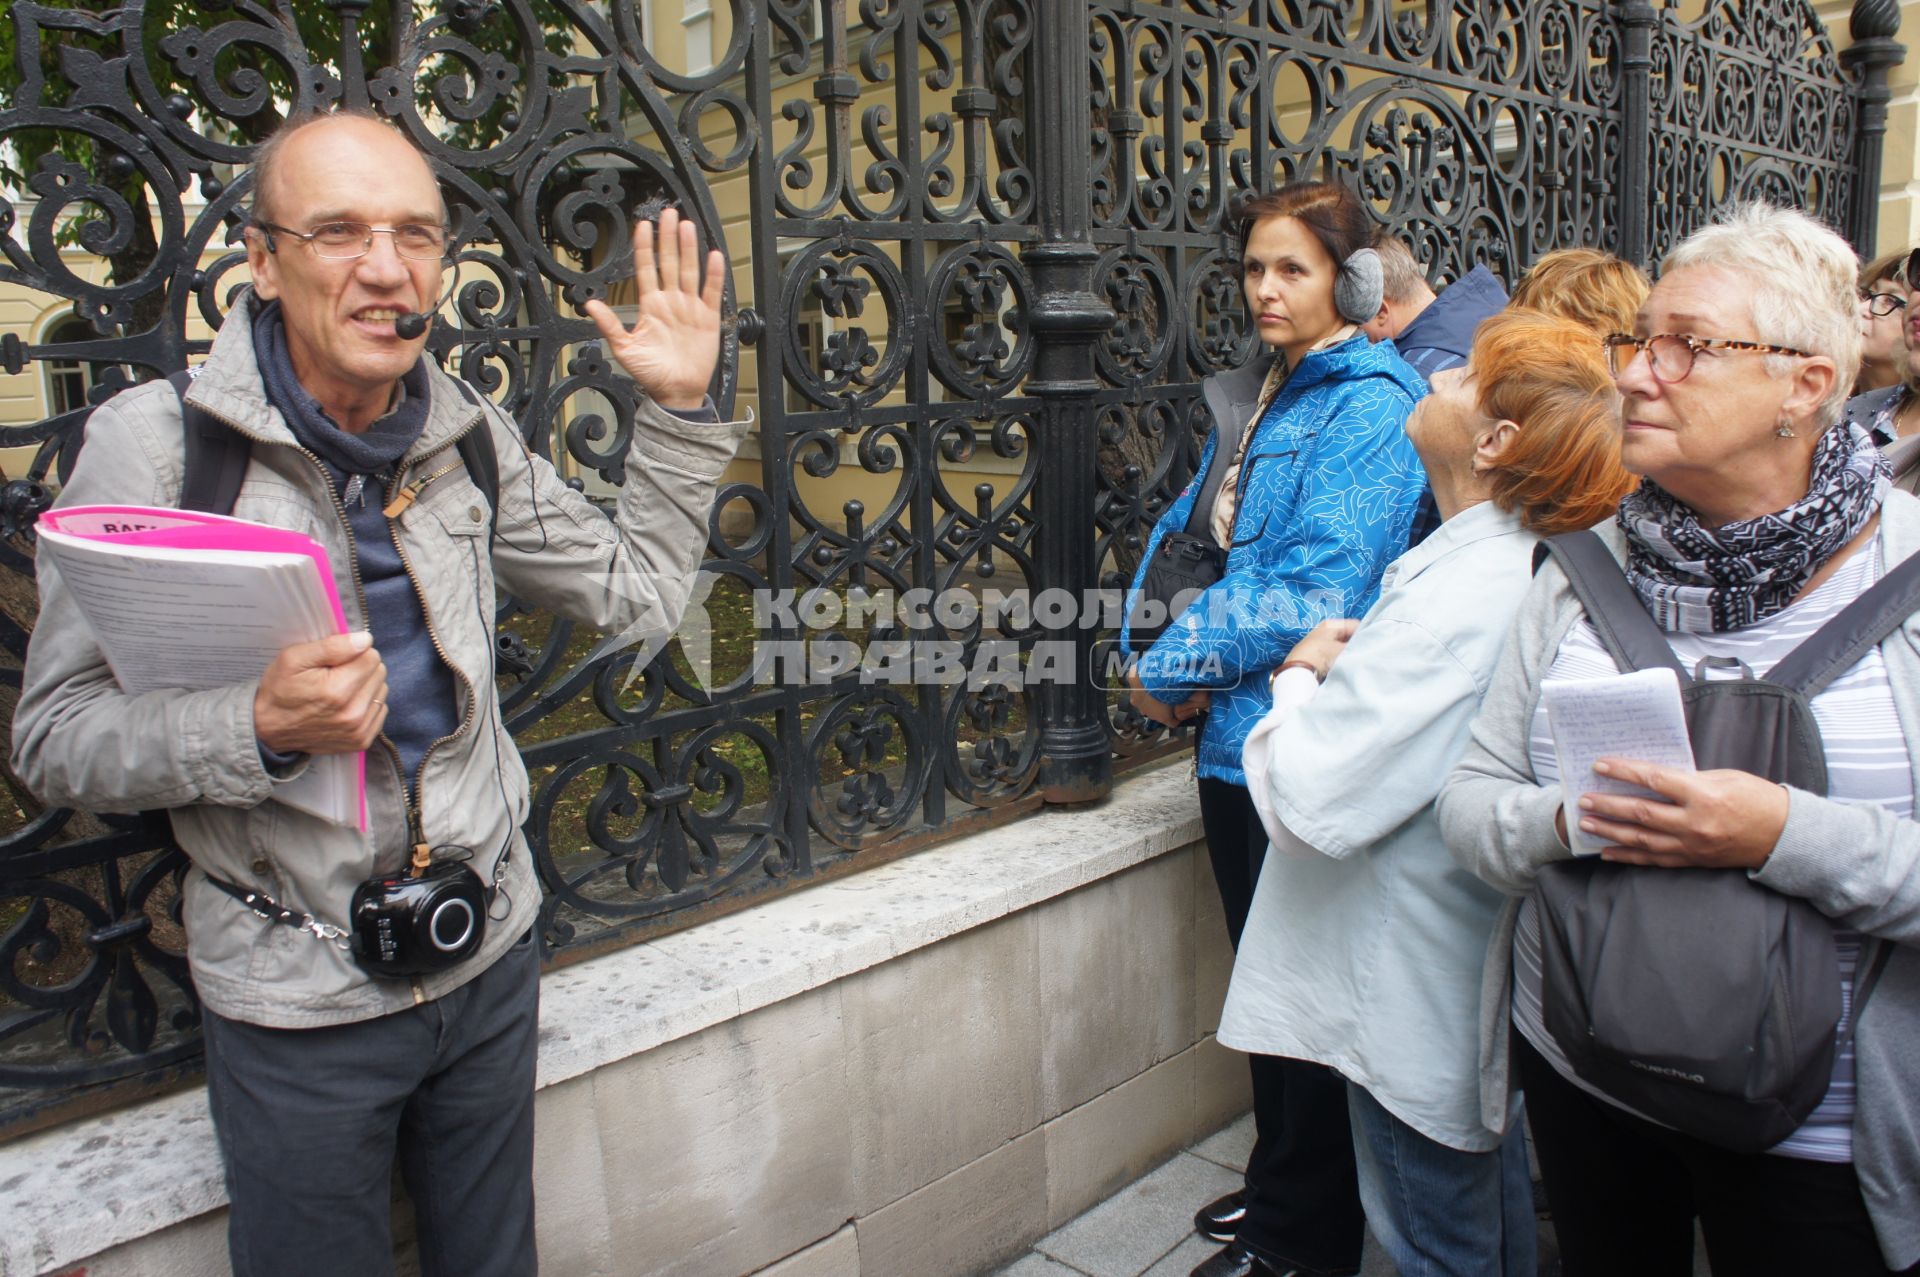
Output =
[{"x1": 393, "y1": 259, "x2": 463, "y2": 340}]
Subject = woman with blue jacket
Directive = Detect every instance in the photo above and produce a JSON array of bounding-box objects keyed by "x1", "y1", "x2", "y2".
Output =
[{"x1": 1124, "y1": 179, "x2": 1428, "y2": 1277}]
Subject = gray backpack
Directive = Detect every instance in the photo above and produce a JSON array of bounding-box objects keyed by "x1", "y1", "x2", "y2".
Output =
[{"x1": 1532, "y1": 531, "x2": 1903, "y2": 1153}]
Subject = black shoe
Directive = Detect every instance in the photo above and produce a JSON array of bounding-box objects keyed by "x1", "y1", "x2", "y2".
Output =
[
  {"x1": 1193, "y1": 1188, "x2": 1250, "y2": 1242},
  {"x1": 1189, "y1": 1241, "x2": 1351, "y2": 1277},
  {"x1": 1190, "y1": 1242, "x2": 1288, "y2": 1277}
]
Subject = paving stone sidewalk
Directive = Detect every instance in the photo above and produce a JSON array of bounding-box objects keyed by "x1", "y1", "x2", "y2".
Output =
[{"x1": 991, "y1": 1114, "x2": 1400, "y2": 1277}]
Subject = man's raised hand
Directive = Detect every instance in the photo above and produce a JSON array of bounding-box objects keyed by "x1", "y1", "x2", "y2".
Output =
[{"x1": 583, "y1": 207, "x2": 725, "y2": 411}]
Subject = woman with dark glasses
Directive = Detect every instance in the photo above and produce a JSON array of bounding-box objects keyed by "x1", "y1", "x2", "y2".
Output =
[
  {"x1": 1855, "y1": 249, "x2": 1910, "y2": 398},
  {"x1": 1843, "y1": 247, "x2": 1920, "y2": 495}
]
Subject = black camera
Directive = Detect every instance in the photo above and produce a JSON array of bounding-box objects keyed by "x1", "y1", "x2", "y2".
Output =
[{"x1": 349, "y1": 858, "x2": 488, "y2": 977}]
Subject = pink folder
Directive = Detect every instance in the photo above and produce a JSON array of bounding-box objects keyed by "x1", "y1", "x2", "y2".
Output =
[{"x1": 39, "y1": 505, "x2": 367, "y2": 831}]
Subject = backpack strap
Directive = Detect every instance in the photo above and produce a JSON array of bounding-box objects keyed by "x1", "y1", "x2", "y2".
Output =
[
  {"x1": 1180, "y1": 424, "x2": 1235, "y2": 540},
  {"x1": 162, "y1": 366, "x2": 504, "y2": 529},
  {"x1": 170, "y1": 370, "x2": 251, "y2": 516},
  {"x1": 443, "y1": 377, "x2": 501, "y2": 539},
  {"x1": 1536, "y1": 530, "x2": 1689, "y2": 681},
  {"x1": 1766, "y1": 548, "x2": 1920, "y2": 698}
]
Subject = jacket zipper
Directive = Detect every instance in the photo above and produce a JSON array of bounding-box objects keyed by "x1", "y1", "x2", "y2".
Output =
[
  {"x1": 194, "y1": 397, "x2": 493, "y2": 998},
  {"x1": 382, "y1": 426, "x2": 492, "y2": 1007},
  {"x1": 1194, "y1": 372, "x2": 1292, "y2": 774},
  {"x1": 383, "y1": 453, "x2": 482, "y2": 806},
  {"x1": 1220, "y1": 372, "x2": 1289, "y2": 553},
  {"x1": 190, "y1": 402, "x2": 412, "y2": 803},
  {"x1": 382, "y1": 454, "x2": 467, "y2": 518}
]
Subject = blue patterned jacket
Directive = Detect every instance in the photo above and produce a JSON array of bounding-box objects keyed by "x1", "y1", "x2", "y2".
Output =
[{"x1": 1124, "y1": 333, "x2": 1428, "y2": 785}]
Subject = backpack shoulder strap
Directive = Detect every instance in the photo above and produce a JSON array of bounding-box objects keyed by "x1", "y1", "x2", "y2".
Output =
[
  {"x1": 1767, "y1": 547, "x2": 1920, "y2": 697},
  {"x1": 442, "y1": 376, "x2": 501, "y2": 539},
  {"x1": 1536, "y1": 530, "x2": 1688, "y2": 680},
  {"x1": 1180, "y1": 425, "x2": 1235, "y2": 539},
  {"x1": 171, "y1": 370, "x2": 251, "y2": 516},
  {"x1": 455, "y1": 418, "x2": 500, "y2": 540}
]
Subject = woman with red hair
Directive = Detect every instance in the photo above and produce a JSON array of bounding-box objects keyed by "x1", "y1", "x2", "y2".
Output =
[{"x1": 1218, "y1": 309, "x2": 1633, "y2": 1277}]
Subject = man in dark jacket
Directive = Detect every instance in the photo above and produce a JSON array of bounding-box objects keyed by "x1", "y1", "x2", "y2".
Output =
[
  {"x1": 1362, "y1": 234, "x2": 1509, "y2": 381},
  {"x1": 1364, "y1": 234, "x2": 1509, "y2": 543}
]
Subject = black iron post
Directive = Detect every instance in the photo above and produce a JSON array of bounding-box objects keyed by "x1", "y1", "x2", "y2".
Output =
[
  {"x1": 1024, "y1": 1, "x2": 1116, "y2": 804},
  {"x1": 1844, "y1": 0, "x2": 1906, "y2": 256},
  {"x1": 1616, "y1": 0, "x2": 1659, "y2": 267}
]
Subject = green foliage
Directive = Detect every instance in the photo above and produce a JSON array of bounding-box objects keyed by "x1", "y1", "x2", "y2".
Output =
[{"x1": 0, "y1": 1, "x2": 576, "y2": 259}]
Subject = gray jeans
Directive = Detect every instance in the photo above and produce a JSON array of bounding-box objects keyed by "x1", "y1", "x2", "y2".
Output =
[{"x1": 203, "y1": 931, "x2": 540, "y2": 1277}]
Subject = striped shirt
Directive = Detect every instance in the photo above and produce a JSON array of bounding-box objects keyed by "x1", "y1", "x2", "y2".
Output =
[{"x1": 1513, "y1": 537, "x2": 1907, "y2": 1162}]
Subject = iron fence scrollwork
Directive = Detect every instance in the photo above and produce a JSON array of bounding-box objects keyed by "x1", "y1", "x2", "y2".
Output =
[{"x1": 0, "y1": 0, "x2": 1900, "y2": 1139}]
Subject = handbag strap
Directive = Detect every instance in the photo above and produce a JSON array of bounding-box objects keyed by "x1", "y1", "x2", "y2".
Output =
[
  {"x1": 202, "y1": 870, "x2": 351, "y2": 951},
  {"x1": 1766, "y1": 547, "x2": 1920, "y2": 698}
]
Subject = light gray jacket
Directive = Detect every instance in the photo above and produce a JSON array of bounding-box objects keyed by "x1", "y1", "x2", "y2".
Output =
[
  {"x1": 13, "y1": 292, "x2": 748, "y2": 1028},
  {"x1": 1437, "y1": 499, "x2": 1920, "y2": 1270}
]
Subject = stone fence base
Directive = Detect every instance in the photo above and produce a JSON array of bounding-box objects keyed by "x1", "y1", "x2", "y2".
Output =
[{"x1": 3, "y1": 761, "x2": 1246, "y2": 1277}]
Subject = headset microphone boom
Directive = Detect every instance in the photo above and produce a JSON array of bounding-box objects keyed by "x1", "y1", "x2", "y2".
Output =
[{"x1": 393, "y1": 258, "x2": 462, "y2": 340}]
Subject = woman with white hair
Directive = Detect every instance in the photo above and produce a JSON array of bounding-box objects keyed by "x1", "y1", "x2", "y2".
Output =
[{"x1": 1440, "y1": 203, "x2": 1920, "y2": 1276}]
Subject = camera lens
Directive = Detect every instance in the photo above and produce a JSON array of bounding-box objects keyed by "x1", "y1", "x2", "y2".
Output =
[{"x1": 428, "y1": 897, "x2": 476, "y2": 953}]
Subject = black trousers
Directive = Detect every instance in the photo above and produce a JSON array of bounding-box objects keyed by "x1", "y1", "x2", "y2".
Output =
[
  {"x1": 1199, "y1": 777, "x2": 1366, "y2": 1275},
  {"x1": 203, "y1": 932, "x2": 541, "y2": 1277},
  {"x1": 1514, "y1": 1030, "x2": 1916, "y2": 1277}
]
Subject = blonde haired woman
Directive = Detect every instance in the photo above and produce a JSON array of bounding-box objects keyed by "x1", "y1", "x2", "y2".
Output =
[{"x1": 1443, "y1": 205, "x2": 1920, "y2": 1276}]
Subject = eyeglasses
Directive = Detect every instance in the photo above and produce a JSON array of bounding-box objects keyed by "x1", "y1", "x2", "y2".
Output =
[
  {"x1": 252, "y1": 220, "x2": 448, "y2": 261},
  {"x1": 1864, "y1": 291, "x2": 1907, "y2": 317},
  {"x1": 1602, "y1": 332, "x2": 1813, "y2": 384}
]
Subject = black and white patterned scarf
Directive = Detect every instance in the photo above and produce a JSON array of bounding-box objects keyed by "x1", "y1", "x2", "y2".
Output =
[{"x1": 1618, "y1": 422, "x2": 1890, "y2": 633}]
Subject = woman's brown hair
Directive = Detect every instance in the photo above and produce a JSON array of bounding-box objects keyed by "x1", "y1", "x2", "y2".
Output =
[
  {"x1": 1508, "y1": 248, "x2": 1650, "y2": 339},
  {"x1": 1861, "y1": 248, "x2": 1909, "y2": 292},
  {"x1": 1473, "y1": 308, "x2": 1636, "y2": 538},
  {"x1": 1237, "y1": 180, "x2": 1371, "y2": 267}
]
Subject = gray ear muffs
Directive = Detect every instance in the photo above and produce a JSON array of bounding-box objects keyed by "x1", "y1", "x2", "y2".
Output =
[{"x1": 1334, "y1": 247, "x2": 1383, "y2": 325}]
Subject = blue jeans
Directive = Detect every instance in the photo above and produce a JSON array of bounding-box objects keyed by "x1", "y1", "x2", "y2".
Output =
[{"x1": 1346, "y1": 1082, "x2": 1537, "y2": 1277}]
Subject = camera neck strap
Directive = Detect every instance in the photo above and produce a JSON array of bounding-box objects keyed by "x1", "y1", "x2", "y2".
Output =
[
  {"x1": 202, "y1": 842, "x2": 510, "y2": 950},
  {"x1": 202, "y1": 870, "x2": 352, "y2": 951}
]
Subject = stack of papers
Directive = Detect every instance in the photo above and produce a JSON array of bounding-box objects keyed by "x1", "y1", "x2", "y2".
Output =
[{"x1": 35, "y1": 505, "x2": 366, "y2": 829}]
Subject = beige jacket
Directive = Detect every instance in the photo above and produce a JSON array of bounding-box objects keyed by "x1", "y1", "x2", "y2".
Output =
[{"x1": 13, "y1": 292, "x2": 748, "y2": 1027}]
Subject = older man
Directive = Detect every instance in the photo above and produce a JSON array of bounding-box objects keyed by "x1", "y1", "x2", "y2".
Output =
[
  {"x1": 1360, "y1": 234, "x2": 1510, "y2": 380},
  {"x1": 1359, "y1": 235, "x2": 1509, "y2": 548},
  {"x1": 13, "y1": 110, "x2": 746, "y2": 1276}
]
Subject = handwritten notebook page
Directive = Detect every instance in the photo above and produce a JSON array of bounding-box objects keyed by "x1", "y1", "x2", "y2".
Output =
[{"x1": 1542, "y1": 668, "x2": 1696, "y2": 857}]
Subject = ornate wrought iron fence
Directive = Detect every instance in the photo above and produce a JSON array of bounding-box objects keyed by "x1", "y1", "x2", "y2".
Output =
[{"x1": 0, "y1": 0, "x2": 1900, "y2": 1138}]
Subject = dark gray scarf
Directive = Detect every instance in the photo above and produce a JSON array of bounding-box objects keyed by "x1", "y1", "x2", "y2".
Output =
[{"x1": 251, "y1": 299, "x2": 429, "y2": 486}]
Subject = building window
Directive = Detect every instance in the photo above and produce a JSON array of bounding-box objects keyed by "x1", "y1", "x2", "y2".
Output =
[
  {"x1": 42, "y1": 317, "x2": 95, "y2": 416},
  {"x1": 683, "y1": 2, "x2": 714, "y2": 74}
]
